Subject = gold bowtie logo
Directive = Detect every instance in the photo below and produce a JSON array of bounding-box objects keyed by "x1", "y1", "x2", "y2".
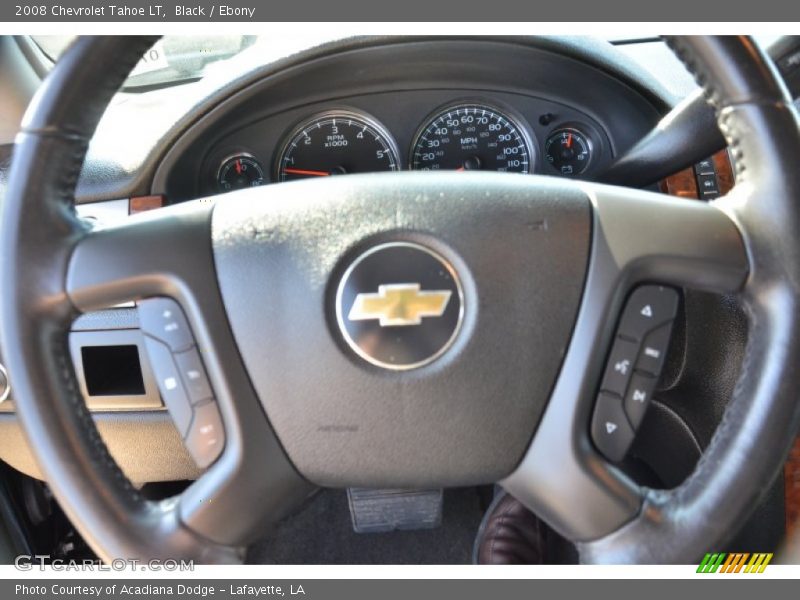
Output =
[{"x1": 348, "y1": 284, "x2": 452, "y2": 327}]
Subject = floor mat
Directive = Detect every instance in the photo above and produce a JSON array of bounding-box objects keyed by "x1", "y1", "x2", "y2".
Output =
[{"x1": 247, "y1": 487, "x2": 486, "y2": 564}]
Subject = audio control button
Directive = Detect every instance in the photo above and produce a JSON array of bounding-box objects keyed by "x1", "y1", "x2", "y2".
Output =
[
  {"x1": 185, "y1": 400, "x2": 225, "y2": 468},
  {"x1": 138, "y1": 298, "x2": 194, "y2": 352}
]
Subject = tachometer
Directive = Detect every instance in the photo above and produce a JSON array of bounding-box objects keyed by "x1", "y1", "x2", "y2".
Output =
[
  {"x1": 410, "y1": 103, "x2": 533, "y2": 173},
  {"x1": 276, "y1": 110, "x2": 400, "y2": 181}
]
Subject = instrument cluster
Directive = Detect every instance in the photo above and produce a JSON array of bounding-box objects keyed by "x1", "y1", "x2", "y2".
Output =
[{"x1": 211, "y1": 101, "x2": 603, "y2": 194}]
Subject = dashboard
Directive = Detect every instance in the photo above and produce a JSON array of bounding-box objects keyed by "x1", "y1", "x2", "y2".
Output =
[
  {"x1": 153, "y1": 38, "x2": 666, "y2": 204},
  {"x1": 201, "y1": 95, "x2": 609, "y2": 195}
]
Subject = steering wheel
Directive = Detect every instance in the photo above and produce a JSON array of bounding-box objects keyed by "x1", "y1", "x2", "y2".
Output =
[{"x1": 2, "y1": 36, "x2": 800, "y2": 564}]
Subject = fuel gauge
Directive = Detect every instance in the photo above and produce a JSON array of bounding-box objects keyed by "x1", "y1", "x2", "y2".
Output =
[
  {"x1": 544, "y1": 128, "x2": 592, "y2": 176},
  {"x1": 217, "y1": 154, "x2": 265, "y2": 192}
]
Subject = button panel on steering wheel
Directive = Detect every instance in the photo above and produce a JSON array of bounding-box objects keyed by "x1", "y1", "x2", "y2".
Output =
[
  {"x1": 139, "y1": 297, "x2": 225, "y2": 469},
  {"x1": 591, "y1": 286, "x2": 679, "y2": 462}
]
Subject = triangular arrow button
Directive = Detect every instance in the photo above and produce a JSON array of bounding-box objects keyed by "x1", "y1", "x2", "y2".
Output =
[
  {"x1": 605, "y1": 421, "x2": 618, "y2": 434},
  {"x1": 640, "y1": 304, "x2": 653, "y2": 317}
]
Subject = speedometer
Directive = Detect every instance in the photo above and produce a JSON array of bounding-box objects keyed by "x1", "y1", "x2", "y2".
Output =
[
  {"x1": 276, "y1": 110, "x2": 400, "y2": 182},
  {"x1": 410, "y1": 103, "x2": 533, "y2": 173}
]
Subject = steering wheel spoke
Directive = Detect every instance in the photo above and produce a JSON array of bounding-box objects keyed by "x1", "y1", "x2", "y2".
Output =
[
  {"x1": 64, "y1": 199, "x2": 312, "y2": 555},
  {"x1": 585, "y1": 182, "x2": 749, "y2": 293},
  {"x1": 67, "y1": 201, "x2": 216, "y2": 311},
  {"x1": 501, "y1": 182, "x2": 749, "y2": 543}
]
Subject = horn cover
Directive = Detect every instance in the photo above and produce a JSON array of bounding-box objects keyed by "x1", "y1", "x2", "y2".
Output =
[{"x1": 212, "y1": 173, "x2": 591, "y2": 487}]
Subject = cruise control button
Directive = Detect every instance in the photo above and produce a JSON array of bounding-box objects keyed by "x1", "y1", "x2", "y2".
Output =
[
  {"x1": 591, "y1": 393, "x2": 635, "y2": 462},
  {"x1": 138, "y1": 297, "x2": 194, "y2": 352},
  {"x1": 624, "y1": 372, "x2": 657, "y2": 429},
  {"x1": 617, "y1": 286, "x2": 678, "y2": 342},
  {"x1": 185, "y1": 400, "x2": 225, "y2": 468},
  {"x1": 600, "y1": 337, "x2": 639, "y2": 396},
  {"x1": 636, "y1": 323, "x2": 673, "y2": 376},
  {"x1": 174, "y1": 348, "x2": 213, "y2": 404},
  {"x1": 142, "y1": 337, "x2": 193, "y2": 437}
]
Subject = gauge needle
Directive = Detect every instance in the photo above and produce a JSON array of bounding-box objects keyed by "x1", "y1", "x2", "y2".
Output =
[
  {"x1": 283, "y1": 167, "x2": 330, "y2": 177},
  {"x1": 235, "y1": 159, "x2": 243, "y2": 175},
  {"x1": 566, "y1": 133, "x2": 573, "y2": 148}
]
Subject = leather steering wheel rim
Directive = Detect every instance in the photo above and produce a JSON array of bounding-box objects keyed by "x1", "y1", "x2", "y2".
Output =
[
  {"x1": 1, "y1": 35, "x2": 799, "y2": 564},
  {"x1": 579, "y1": 36, "x2": 800, "y2": 562}
]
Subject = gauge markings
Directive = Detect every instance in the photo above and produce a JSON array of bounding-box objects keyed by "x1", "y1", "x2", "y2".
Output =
[
  {"x1": 544, "y1": 127, "x2": 592, "y2": 176},
  {"x1": 277, "y1": 110, "x2": 400, "y2": 182},
  {"x1": 410, "y1": 104, "x2": 533, "y2": 173},
  {"x1": 217, "y1": 154, "x2": 265, "y2": 192}
]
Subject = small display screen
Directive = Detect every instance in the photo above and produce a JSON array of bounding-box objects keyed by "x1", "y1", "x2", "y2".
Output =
[{"x1": 81, "y1": 345, "x2": 146, "y2": 397}]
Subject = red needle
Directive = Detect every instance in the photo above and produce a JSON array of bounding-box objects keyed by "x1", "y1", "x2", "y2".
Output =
[
  {"x1": 566, "y1": 133, "x2": 573, "y2": 148},
  {"x1": 283, "y1": 168, "x2": 330, "y2": 177},
  {"x1": 235, "y1": 159, "x2": 242, "y2": 175}
]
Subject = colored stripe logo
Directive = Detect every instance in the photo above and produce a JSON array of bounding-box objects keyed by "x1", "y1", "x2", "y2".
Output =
[{"x1": 697, "y1": 552, "x2": 773, "y2": 573}]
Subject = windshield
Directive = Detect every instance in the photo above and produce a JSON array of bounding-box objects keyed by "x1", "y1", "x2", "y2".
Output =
[
  {"x1": 31, "y1": 35, "x2": 263, "y2": 88},
  {"x1": 31, "y1": 35, "x2": 784, "y2": 90},
  {"x1": 30, "y1": 34, "x2": 357, "y2": 89}
]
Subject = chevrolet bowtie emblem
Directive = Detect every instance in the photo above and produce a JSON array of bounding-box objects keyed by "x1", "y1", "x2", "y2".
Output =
[
  {"x1": 348, "y1": 284, "x2": 452, "y2": 327},
  {"x1": 336, "y1": 242, "x2": 463, "y2": 370}
]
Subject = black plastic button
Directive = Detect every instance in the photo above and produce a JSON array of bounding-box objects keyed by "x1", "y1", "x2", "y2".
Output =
[
  {"x1": 185, "y1": 400, "x2": 225, "y2": 468},
  {"x1": 600, "y1": 337, "x2": 639, "y2": 396},
  {"x1": 174, "y1": 348, "x2": 213, "y2": 404},
  {"x1": 636, "y1": 323, "x2": 673, "y2": 376},
  {"x1": 591, "y1": 392, "x2": 635, "y2": 462},
  {"x1": 624, "y1": 372, "x2": 657, "y2": 429},
  {"x1": 694, "y1": 158, "x2": 715, "y2": 176},
  {"x1": 696, "y1": 174, "x2": 719, "y2": 194},
  {"x1": 617, "y1": 286, "x2": 678, "y2": 342},
  {"x1": 138, "y1": 298, "x2": 194, "y2": 352},
  {"x1": 142, "y1": 337, "x2": 193, "y2": 437}
]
